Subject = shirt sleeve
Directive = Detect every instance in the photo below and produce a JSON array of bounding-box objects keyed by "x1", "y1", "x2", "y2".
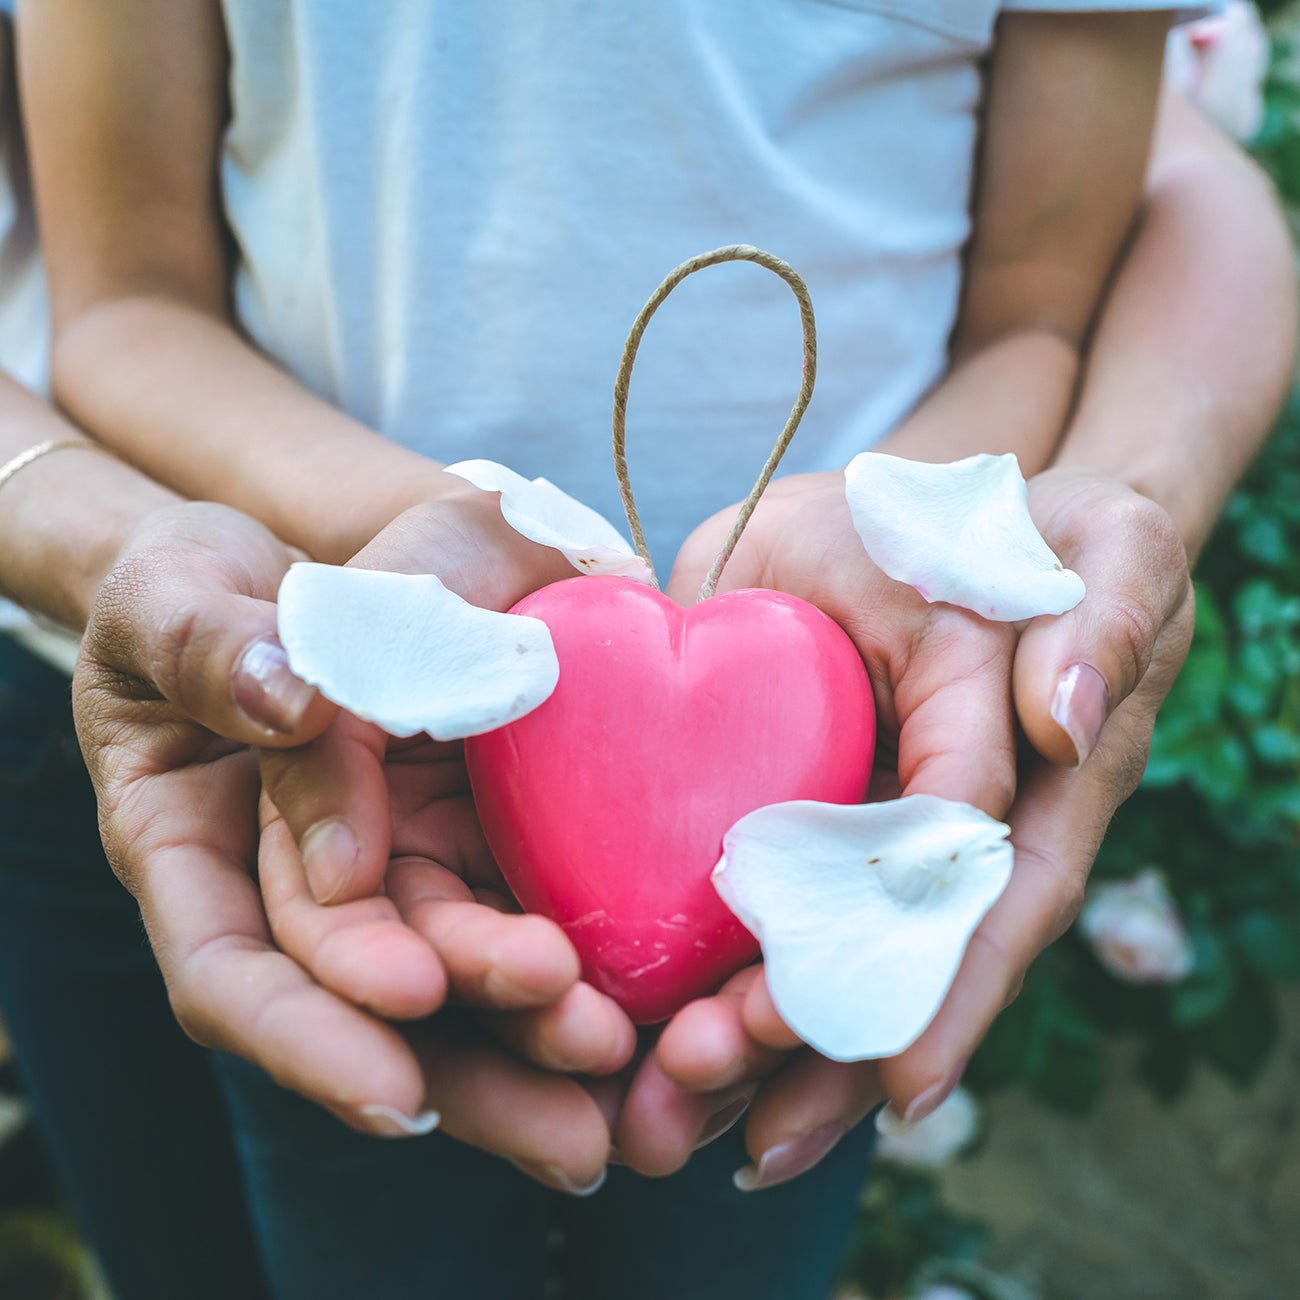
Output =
[{"x1": 1001, "y1": 1, "x2": 1223, "y2": 19}]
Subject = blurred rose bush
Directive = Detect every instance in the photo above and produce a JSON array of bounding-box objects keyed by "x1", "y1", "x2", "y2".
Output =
[{"x1": 841, "y1": 8, "x2": 1300, "y2": 1292}]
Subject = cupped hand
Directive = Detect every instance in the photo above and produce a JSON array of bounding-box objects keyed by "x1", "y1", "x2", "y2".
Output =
[
  {"x1": 254, "y1": 493, "x2": 640, "y2": 1184},
  {"x1": 617, "y1": 467, "x2": 1194, "y2": 1189},
  {"x1": 75, "y1": 499, "x2": 620, "y2": 1192},
  {"x1": 874, "y1": 467, "x2": 1194, "y2": 1114},
  {"x1": 613, "y1": 469, "x2": 1019, "y2": 1177}
]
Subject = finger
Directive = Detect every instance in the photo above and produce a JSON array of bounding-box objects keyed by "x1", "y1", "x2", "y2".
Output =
[
  {"x1": 486, "y1": 981, "x2": 638, "y2": 1075},
  {"x1": 386, "y1": 856, "x2": 581, "y2": 1008},
  {"x1": 875, "y1": 701, "x2": 1156, "y2": 1122},
  {"x1": 349, "y1": 493, "x2": 572, "y2": 610},
  {"x1": 259, "y1": 713, "x2": 392, "y2": 905},
  {"x1": 413, "y1": 1022, "x2": 611, "y2": 1194},
  {"x1": 740, "y1": 971, "x2": 804, "y2": 1052},
  {"x1": 130, "y1": 820, "x2": 433, "y2": 1136},
  {"x1": 614, "y1": 1049, "x2": 755, "y2": 1179},
  {"x1": 656, "y1": 966, "x2": 788, "y2": 1091},
  {"x1": 1017, "y1": 483, "x2": 1191, "y2": 767},
  {"x1": 892, "y1": 605, "x2": 1018, "y2": 819},
  {"x1": 258, "y1": 802, "x2": 448, "y2": 1021},
  {"x1": 734, "y1": 1052, "x2": 883, "y2": 1192},
  {"x1": 86, "y1": 502, "x2": 337, "y2": 746}
]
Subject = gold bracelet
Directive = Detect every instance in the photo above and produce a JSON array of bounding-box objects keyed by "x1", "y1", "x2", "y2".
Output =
[{"x1": 0, "y1": 438, "x2": 120, "y2": 495}]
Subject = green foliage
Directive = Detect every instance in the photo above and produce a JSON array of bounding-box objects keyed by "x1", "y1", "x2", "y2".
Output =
[
  {"x1": 0, "y1": 1212, "x2": 95, "y2": 1300},
  {"x1": 839, "y1": 1164, "x2": 990, "y2": 1299},
  {"x1": 968, "y1": 395, "x2": 1300, "y2": 1111},
  {"x1": 967, "y1": 35, "x2": 1300, "y2": 1113},
  {"x1": 848, "y1": 18, "x2": 1300, "y2": 1300}
]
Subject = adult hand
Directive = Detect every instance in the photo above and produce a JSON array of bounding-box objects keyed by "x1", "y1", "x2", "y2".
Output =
[
  {"x1": 615, "y1": 467, "x2": 1193, "y2": 1187},
  {"x1": 254, "y1": 494, "x2": 639, "y2": 1189},
  {"x1": 874, "y1": 468, "x2": 1194, "y2": 1116},
  {"x1": 612, "y1": 469, "x2": 1019, "y2": 1178},
  {"x1": 76, "y1": 498, "x2": 622, "y2": 1192}
]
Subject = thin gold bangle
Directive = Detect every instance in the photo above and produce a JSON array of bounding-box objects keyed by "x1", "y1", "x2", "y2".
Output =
[{"x1": 0, "y1": 438, "x2": 120, "y2": 495}]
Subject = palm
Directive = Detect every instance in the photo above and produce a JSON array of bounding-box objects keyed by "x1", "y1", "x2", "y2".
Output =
[{"x1": 613, "y1": 471, "x2": 1019, "y2": 1174}]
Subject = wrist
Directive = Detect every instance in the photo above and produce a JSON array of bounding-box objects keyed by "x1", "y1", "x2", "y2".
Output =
[{"x1": 2, "y1": 442, "x2": 178, "y2": 630}]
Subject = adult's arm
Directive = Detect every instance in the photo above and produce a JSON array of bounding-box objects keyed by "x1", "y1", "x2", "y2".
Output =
[
  {"x1": 642, "y1": 80, "x2": 1297, "y2": 1179},
  {"x1": 18, "y1": 0, "x2": 549, "y2": 574},
  {"x1": 876, "y1": 86, "x2": 1298, "y2": 1119}
]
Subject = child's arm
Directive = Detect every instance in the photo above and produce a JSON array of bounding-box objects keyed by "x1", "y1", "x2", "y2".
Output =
[
  {"x1": 18, "y1": 0, "x2": 559, "y2": 587},
  {"x1": 881, "y1": 10, "x2": 1173, "y2": 472},
  {"x1": 646, "y1": 70, "x2": 1296, "y2": 1181}
]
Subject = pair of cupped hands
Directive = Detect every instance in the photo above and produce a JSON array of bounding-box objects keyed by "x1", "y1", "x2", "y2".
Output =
[{"x1": 75, "y1": 461, "x2": 1193, "y2": 1195}]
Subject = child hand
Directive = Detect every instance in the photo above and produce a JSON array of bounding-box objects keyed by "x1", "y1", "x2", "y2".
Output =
[
  {"x1": 608, "y1": 468, "x2": 1017, "y2": 1175},
  {"x1": 616, "y1": 467, "x2": 1193, "y2": 1188}
]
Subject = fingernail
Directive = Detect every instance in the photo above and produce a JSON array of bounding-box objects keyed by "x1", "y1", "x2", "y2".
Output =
[
  {"x1": 1051, "y1": 662, "x2": 1110, "y2": 768},
  {"x1": 357, "y1": 1104, "x2": 441, "y2": 1138},
  {"x1": 732, "y1": 1121, "x2": 847, "y2": 1193},
  {"x1": 510, "y1": 1160, "x2": 607, "y2": 1197},
  {"x1": 874, "y1": 1059, "x2": 967, "y2": 1136},
  {"x1": 232, "y1": 637, "x2": 316, "y2": 734},
  {"x1": 301, "y1": 819, "x2": 359, "y2": 903},
  {"x1": 694, "y1": 1096, "x2": 751, "y2": 1151}
]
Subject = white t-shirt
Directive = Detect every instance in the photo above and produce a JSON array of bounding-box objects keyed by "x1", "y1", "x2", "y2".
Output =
[{"x1": 221, "y1": 0, "x2": 1206, "y2": 568}]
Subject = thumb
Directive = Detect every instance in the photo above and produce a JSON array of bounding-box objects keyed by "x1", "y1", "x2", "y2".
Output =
[
  {"x1": 82, "y1": 507, "x2": 337, "y2": 747},
  {"x1": 1014, "y1": 492, "x2": 1190, "y2": 768}
]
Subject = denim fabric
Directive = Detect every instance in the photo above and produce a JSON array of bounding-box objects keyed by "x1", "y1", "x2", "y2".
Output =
[
  {"x1": 217, "y1": 1050, "x2": 875, "y2": 1300},
  {"x1": 0, "y1": 635, "x2": 269, "y2": 1300},
  {"x1": 0, "y1": 633, "x2": 873, "y2": 1299}
]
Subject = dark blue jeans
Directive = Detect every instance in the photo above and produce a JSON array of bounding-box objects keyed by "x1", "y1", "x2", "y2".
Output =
[
  {"x1": 217, "y1": 1052, "x2": 874, "y2": 1300},
  {"x1": 1, "y1": 634, "x2": 873, "y2": 1298},
  {"x1": 0, "y1": 635, "x2": 269, "y2": 1300}
]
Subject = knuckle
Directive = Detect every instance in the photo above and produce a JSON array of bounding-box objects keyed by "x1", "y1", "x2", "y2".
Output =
[
  {"x1": 1017, "y1": 843, "x2": 1088, "y2": 944},
  {"x1": 1094, "y1": 593, "x2": 1159, "y2": 693},
  {"x1": 145, "y1": 600, "x2": 211, "y2": 710},
  {"x1": 166, "y1": 976, "x2": 215, "y2": 1049}
]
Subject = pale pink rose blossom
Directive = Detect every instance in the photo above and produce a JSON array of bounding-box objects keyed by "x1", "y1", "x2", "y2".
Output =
[
  {"x1": 1165, "y1": 2, "x2": 1270, "y2": 141},
  {"x1": 1079, "y1": 869, "x2": 1195, "y2": 985},
  {"x1": 876, "y1": 1087, "x2": 979, "y2": 1169}
]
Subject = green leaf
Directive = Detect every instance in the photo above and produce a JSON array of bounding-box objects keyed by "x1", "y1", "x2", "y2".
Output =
[
  {"x1": 1171, "y1": 926, "x2": 1236, "y2": 1026},
  {"x1": 968, "y1": 983, "x2": 1046, "y2": 1090},
  {"x1": 1138, "y1": 1034, "x2": 1194, "y2": 1103},
  {"x1": 1195, "y1": 973, "x2": 1280, "y2": 1089},
  {"x1": 1031, "y1": 1036, "x2": 1108, "y2": 1114},
  {"x1": 1236, "y1": 512, "x2": 1291, "y2": 568},
  {"x1": 1251, "y1": 723, "x2": 1300, "y2": 767},
  {"x1": 1233, "y1": 911, "x2": 1300, "y2": 980}
]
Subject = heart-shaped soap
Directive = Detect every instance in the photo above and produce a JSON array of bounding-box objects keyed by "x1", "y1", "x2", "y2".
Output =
[{"x1": 464, "y1": 576, "x2": 875, "y2": 1023}]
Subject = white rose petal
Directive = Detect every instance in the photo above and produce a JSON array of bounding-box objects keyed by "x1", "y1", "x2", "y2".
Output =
[
  {"x1": 712, "y1": 796, "x2": 1013, "y2": 1061},
  {"x1": 843, "y1": 452, "x2": 1085, "y2": 621},
  {"x1": 277, "y1": 562, "x2": 559, "y2": 740},
  {"x1": 444, "y1": 459, "x2": 654, "y2": 584},
  {"x1": 877, "y1": 1086, "x2": 980, "y2": 1169},
  {"x1": 1165, "y1": 2, "x2": 1269, "y2": 142},
  {"x1": 1078, "y1": 868, "x2": 1195, "y2": 985}
]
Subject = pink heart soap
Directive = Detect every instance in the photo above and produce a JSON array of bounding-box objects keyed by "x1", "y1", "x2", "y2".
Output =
[{"x1": 464, "y1": 576, "x2": 876, "y2": 1023}]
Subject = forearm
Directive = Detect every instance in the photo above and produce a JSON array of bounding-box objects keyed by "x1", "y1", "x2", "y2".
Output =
[
  {"x1": 52, "y1": 296, "x2": 462, "y2": 564},
  {"x1": 877, "y1": 329, "x2": 1078, "y2": 474},
  {"x1": 1051, "y1": 91, "x2": 1298, "y2": 560},
  {"x1": 0, "y1": 374, "x2": 176, "y2": 628}
]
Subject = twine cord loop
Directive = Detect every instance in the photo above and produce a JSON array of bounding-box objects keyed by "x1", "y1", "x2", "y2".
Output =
[{"x1": 611, "y1": 244, "x2": 817, "y2": 601}]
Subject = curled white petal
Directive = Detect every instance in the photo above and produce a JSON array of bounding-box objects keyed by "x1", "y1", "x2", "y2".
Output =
[
  {"x1": 876, "y1": 1086, "x2": 979, "y2": 1169},
  {"x1": 843, "y1": 452, "x2": 1085, "y2": 621},
  {"x1": 712, "y1": 796, "x2": 1013, "y2": 1061},
  {"x1": 1078, "y1": 868, "x2": 1194, "y2": 986},
  {"x1": 277, "y1": 563, "x2": 559, "y2": 740},
  {"x1": 445, "y1": 459, "x2": 654, "y2": 584}
]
